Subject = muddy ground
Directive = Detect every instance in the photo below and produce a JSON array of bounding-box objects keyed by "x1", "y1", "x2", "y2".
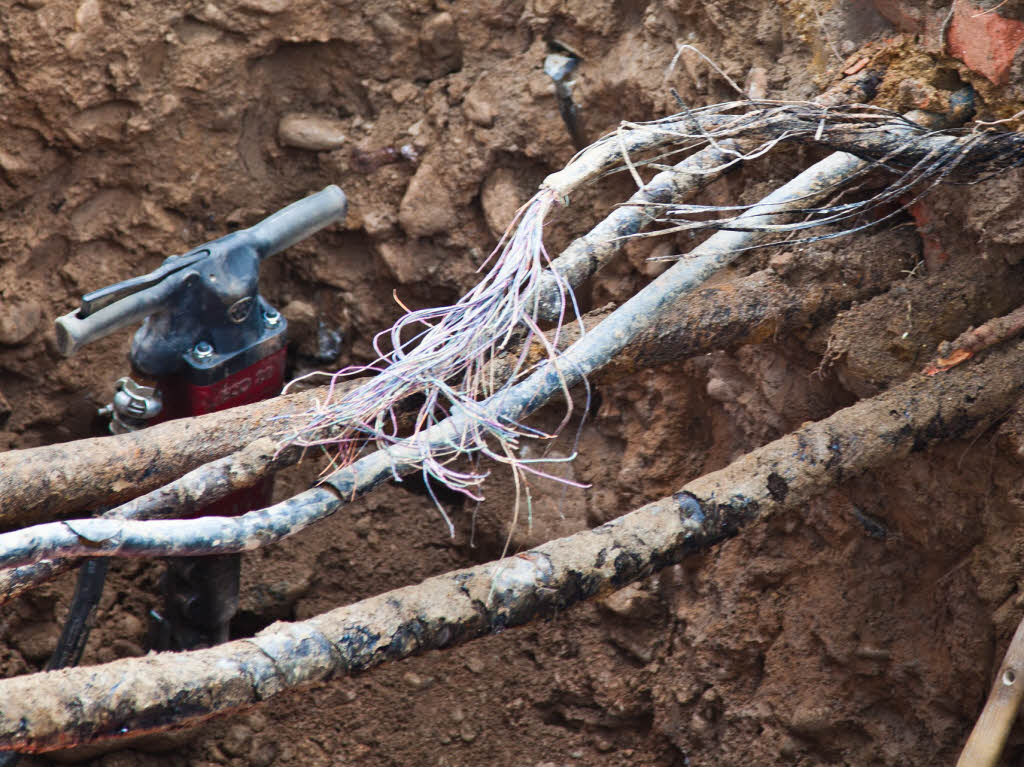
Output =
[{"x1": 3, "y1": 0, "x2": 1024, "y2": 765}]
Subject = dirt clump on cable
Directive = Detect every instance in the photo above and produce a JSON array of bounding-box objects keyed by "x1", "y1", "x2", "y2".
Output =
[{"x1": 2, "y1": 0, "x2": 1024, "y2": 765}]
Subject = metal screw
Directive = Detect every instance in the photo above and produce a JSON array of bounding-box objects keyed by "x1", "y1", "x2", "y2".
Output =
[
  {"x1": 263, "y1": 308, "x2": 281, "y2": 327},
  {"x1": 192, "y1": 341, "x2": 214, "y2": 360}
]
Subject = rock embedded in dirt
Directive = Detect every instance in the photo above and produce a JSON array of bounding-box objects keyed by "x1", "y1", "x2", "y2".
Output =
[
  {"x1": 220, "y1": 724, "x2": 253, "y2": 758},
  {"x1": 238, "y1": 0, "x2": 290, "y2": 12},
  {"x1": 418, "y1": 12, "x2": 462, "y2": 76},
  {"x1": 398, "y1": 154, "x2": 458, "y2": 237},
  {"x1": 280, "y1": 299, "x2": 320, "y2": 358},
  {"x1": 249, "y1": 736, "x2": 280, "y2": 767},
  {"x1": 480, "y1": 167, "x2": 523, "y2": 237},
  {"x1": 402, "y1": 670, "x2": 435, "y2": 690},
  {"x1": 390, "y1": 81, "x2": 419, "y2": 104},
  {"x1": 599, "y1": 583, "x2": 661, "y2": 621},
  {"x1": 0, "y1": 300, "x2": 42, "y2": 346},
  {"x1": 277, "y1": 113, "x2": 347, "y2": 151},
  {"x1": 463, "y1": 81, "x2": 497, "y2": 127},
  {"x1": 745, "y1": 66, "x2": 769, "y2": 99}
]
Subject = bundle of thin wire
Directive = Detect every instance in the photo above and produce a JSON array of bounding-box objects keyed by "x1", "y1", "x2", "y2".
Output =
[
  {"x1": 278, "y1": 94, "x2": 1024, "y2": 529},
  {"x1": 280, "y1": 189, "x2": 585, "y2": 530}
]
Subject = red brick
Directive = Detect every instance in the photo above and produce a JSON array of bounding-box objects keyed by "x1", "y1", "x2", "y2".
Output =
[{"x1": 947, "y1": 0, "x2": 1024, "y2": 85}]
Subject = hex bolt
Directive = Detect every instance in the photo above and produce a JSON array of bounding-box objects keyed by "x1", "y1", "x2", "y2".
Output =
[
  {"x1": 192, "y1": 341, "x2": 214, "y2": 360},
  {"x1": 263, "y1": 308, "x2": 281, "y2": 328}
]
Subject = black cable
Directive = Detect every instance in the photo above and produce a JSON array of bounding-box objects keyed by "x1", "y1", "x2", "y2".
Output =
[{"x1": 46, "y1": 558, "x2": 110, "y2": 671}]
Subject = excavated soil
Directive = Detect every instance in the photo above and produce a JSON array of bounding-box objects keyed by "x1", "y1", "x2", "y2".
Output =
[{"x1": 4, "y1": 1, "x2": 1024, "y2": 765}]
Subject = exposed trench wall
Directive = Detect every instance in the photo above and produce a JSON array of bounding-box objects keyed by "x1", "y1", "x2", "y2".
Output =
[{"x1": 3, "y1": 0, "x2": 1024, "y2": 765}]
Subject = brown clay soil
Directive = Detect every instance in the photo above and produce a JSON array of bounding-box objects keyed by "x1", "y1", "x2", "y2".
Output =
[{"x1": 4, "y1": 0, "x2": 1024, "y2": 765}]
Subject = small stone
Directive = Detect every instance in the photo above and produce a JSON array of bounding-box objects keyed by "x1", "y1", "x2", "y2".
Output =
[
  {"x1": 238, "y1": 0, "x2": 289, "y2": 12},
  {"x1": 787, "y1": 702, "x2": 833, "y2": 736},
  {"x1": 398, "y1": 156, "x2": 458, "y2": 237},
  {"x1": 314, "y1": 321, "x2": 343, "y2": 363},
  {"x1": 220, "y1": 724, "x2": 253, "y2": 758},
  {"x1": 278, "y1": 113, "x2": 347, "y2": 151},
  {"x1": 463, "y1": 85, "x2": 496, "y2": 127},
  {"x1": 599, "y1": 583, "x2": 661, "y2": 621},
  {"x1": 281, "y1": 299, "x2": 317, "y2": 350},
  {"x1": 362, "y1": 208, "x2": 395, "y2": 237},
  {"x1": 594, "y1": 736, "x2": 615, "y2": 753},
  {"x1": 450, "y1": 706, "x2": 465, "y2": 723},
  {"x1": 340, "y1": 687, "x2": 358, "y2": 702},
  {"x1": 480, "y1": 167, "x2": 522, "y2": 238},
  {"x1": 375, "y1": 241, "x2": 420, "y2": 284},
  {"x1": 249, "y1": 735, "x2": 280, "y2": 767},
  {"x1": 391, "y1": 81, "x2": 419, "y2": 104},
  {"x1": 419, "y1": 12, "x2": 462, "y2": 73},
  {"x1": 120, "y1": 612, "x2": 143, "y2": 637},
  {"x1": 464, "y1": 655, "x2": 485, "y2": 674},
  {"x1": 459, "y1": 722, "x2": 477, "y2": 743},
  {"x1": 768, "y1": 251, "x2": 796, "y2": 275},
  {"x1": 745, "y1": 66, "x2": 768, "y2": 100},
  {"x1": 75, "y1": 0, "x2": 102, "y2": 32},
  {"x1": 246, "y1": 711, "x2": 268, "y2": 731},
  {"x1": 403, "y1": 671, "x2": 435, "y2": 690},
  {"x1": 0, "y1": 300, "x2": 42, "y2": 345},
  {"x1": 438, "y1": 732, "x2": 452, "y2": 745},
  {"x1": 353, "y1": 515, "x2": 371, "y2": 537}
]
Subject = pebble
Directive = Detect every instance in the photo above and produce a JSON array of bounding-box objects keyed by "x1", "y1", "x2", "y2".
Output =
[
  {"x1": 238, "y1": 0, "x2": 289, "y2": 12},
  {"x1": 278, "y1": 113, "x2": 347, "y2": 151},
  {"x1": 464, "y1": 654, "x2": 485, "y2": 674},
  {"x1": 599, "y1": 583, "x2": 660, "y2": 621},
  {"x1": 459, "y1": 722, "x2": 478, "y2": 743},
  {"x1": 398, "y1": 157, "x2": 458, "y2": 237},
  {"x1": 745, "y1": 66, "x2": 768, "y2": 100},
  {"x1": 402, "y1": 670, "x2": 435, "y2": 690},
  {"x1": 463, "y1": 85, "x2": 496, "y2": 127},
  {"x1": 220, "y1": 723, "x2": 253, "y2": 757},
  {"x1": 0, "y1": 299, "x2": 42, "y2": 345},
  {"x1": 391, "y1": 81, "x2": 419, "y2": 104},
  {"x1": 419, "y1": 12, "x2": 461, "y2": 65},
  {"x1": 249, "y1": 735, "x2": 280, "y2": 767},
  {"x1": 353, "y1": 515, "x2": 372, "y2": 538},
  {"x1": 480, "y1": 167, "x2": 521, "y2": 237}
]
